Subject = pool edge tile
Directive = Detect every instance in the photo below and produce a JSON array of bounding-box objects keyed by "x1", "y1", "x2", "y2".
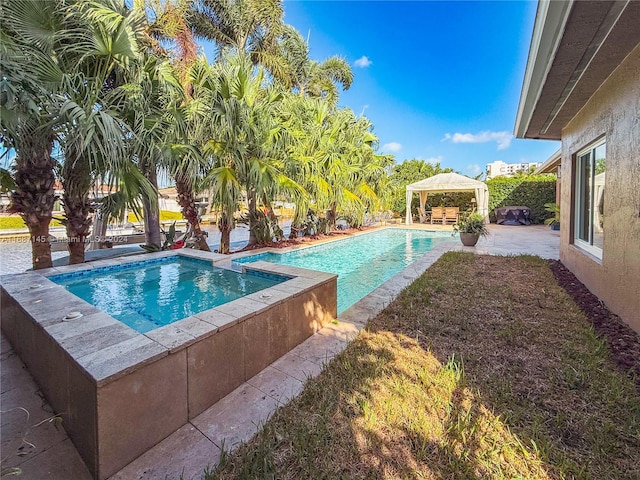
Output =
[{"x1": 75, "y1": 336, "x2": 169, "y2": 387}]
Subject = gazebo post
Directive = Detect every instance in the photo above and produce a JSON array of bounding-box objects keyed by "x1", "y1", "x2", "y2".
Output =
[{"x1": 405, "y1": 189, "x2": 413, "y2": 225}]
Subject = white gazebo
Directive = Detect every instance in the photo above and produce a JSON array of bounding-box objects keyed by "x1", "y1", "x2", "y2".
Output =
[{"x1": 405, "y1": 172, "x2": 489, "y2": 224}]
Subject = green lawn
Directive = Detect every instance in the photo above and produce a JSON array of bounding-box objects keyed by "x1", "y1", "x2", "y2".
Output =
[
  {"x1": 0, "y1": 216, "x2": 63, "y2": 230},
  {"x1": 208, "y1": 253, "x2": 640, "y2": 480},
  {"x1": 127, "y1": 210, "x2": 184, "y2": 222}
]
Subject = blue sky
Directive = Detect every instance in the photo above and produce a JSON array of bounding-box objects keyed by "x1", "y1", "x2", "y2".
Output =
[{"x1": 275, "y1": 0, "x2": 560, "y2": 176}]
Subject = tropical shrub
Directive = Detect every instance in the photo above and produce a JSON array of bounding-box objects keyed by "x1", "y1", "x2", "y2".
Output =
[
  {"x1": 453, "y1": 212, "x2": 489, "y2": 236},
  {"x1": 544, "y1": 202, "x2": 561, "y2": 227},
  {"x1": 486, "y1": 175, "x2": 556, "y2": 224},
  {"x1": 240, "y1": 210, "x2": 284, "y2": 245}
]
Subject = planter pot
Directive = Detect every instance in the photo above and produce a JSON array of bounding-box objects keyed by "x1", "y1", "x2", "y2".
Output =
[
  {"x1": 550, "y1": 224, "x2": 560, "y2": 231},
  {"x1": 460, "y1": 232, "x2": 480, "y2": 247}
]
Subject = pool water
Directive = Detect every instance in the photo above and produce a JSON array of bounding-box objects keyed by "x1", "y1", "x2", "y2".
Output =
[
  {"x1": 235, "y1": 229, "x2": 454, "y2": 313},
  {"x1": 50, "y1": 256, "x2": 289, "y2": 333}
]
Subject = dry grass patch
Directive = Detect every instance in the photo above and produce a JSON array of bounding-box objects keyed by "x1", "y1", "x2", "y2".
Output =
[{"x1": 207, "y1": 253, "x2": 640, "y2": 480}]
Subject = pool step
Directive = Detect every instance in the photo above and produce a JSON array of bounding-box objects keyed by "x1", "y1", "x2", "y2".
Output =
[{"x1": 220, "y1": 262, "x2": 244, "y2": 273}]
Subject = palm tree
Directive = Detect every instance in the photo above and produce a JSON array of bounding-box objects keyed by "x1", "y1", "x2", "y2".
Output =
[
  {"x1": 189, "y1": 0, "x2": 284, "y2": 57},
  {"x1": 277, "y1": 94, "x2": 326, "y2": 237},
  {"x1": 114, "y1": 53, "x2": 184, "y2": 249},
  {"x1": 188, "y1": 0, "x2": 297, "y2": 87},
  {"x1": 2, "y1": 0, "x2": 158, "y2": 265},
  {"x1": 206, "y1": 155, "x2": 242, "y2": 254},
  {"x1": 170, "y1": 143, "x2": 212, "y2": 252},
  {"x1": 140, "y1": 0, "x2": 199, "y2": 73},
  {"x1": 277, "y1": 25, "x2": 353, "y2": 106},
  {"x1": 1, "y1": 0, "x2": 67, "y2": 269},
  {"x1": 204, "y1": 55, "x2": 304, "y2": 248},
  {"x1": 127, "y1": 1, "x2": 205, "y2": 249},
  {"x1": 55, "y1": 0, "x2": 153, "y2": 264},
  {"x1": 166, "y1": 57, "x2": 215, "y2": 251},
  {"x1": 279, "y1": 95, "x2": 390, "y2": 232}
]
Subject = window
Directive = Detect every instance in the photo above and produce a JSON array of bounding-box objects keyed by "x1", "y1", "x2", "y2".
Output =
[{"x1": 574, "y1": 139, "x2": 606, "y2": 257}]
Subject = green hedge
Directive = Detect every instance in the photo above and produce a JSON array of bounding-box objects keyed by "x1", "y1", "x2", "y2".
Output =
[{"x1": 486, "y1": 175, "x2": 556, "y2": 224}]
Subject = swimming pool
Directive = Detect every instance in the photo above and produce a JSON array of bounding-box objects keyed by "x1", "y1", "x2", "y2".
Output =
[
  {"x1": 234, "y1": 228, "x2": 454, "y2": 313},
  {"x1": 50, "y1": 256, "x2": 290, "y2": 333}
]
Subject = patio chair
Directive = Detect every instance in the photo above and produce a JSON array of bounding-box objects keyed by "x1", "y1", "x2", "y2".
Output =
[
  {"x1": 443, "y1": 207, "x2": 460, "y2": 224},
  {"x1": 430, "y1": 207, "x2": 445, "y2": 224}
]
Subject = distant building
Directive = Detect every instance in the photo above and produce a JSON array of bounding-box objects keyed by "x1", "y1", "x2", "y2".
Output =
[{"x1": 486, "y1": 160, "x2": 542, "y2": 179}]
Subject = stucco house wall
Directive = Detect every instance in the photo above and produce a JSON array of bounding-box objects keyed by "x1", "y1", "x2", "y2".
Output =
[{"x1": 559, "y1": 43, "x2": 640, "y2": 332}]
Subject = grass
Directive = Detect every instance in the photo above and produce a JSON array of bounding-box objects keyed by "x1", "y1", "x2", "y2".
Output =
[
  {"x1": 0, "y1": 216, "x2": 63, "y2": 230},
  {"x1": 208, "y1": 253, "x2": 640, "y2": 480},
  {"x1": 127, "y1": 210, "x2": 184, "y2": 222}
]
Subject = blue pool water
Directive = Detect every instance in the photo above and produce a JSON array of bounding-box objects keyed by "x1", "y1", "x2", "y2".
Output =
[
  {"x1": 235, "y1": 229, "x2": 454, "y2": 313},
  {"x1": 50, "y1": 256, "x2": 289, "y2": 333}
]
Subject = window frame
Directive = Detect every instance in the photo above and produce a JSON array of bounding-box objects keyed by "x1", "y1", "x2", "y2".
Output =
[{"x1": 573, "y1": 138, "x2": 606, "y2": 259}]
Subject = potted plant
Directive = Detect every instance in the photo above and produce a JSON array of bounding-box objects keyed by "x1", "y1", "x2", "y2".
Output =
[
  {"x1": 453, "y1": 212, "x2": 489, "y2": 247},
  {"x1": 544, "y1": 202, "x2": 560, "y2": 230}
]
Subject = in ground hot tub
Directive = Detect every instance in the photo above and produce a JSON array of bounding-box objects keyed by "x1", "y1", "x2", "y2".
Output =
[
  {"x1": 0, "y1": 250, "x2": 337, "y2": 479},
  {"x1": 49, "y1": 255, "x2": 291, "y2": 333}
]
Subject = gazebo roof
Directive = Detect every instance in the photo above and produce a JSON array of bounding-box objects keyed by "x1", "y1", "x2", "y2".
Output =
[{"x1": 406, "y1": 172, "x2": 487, "y2": 193}]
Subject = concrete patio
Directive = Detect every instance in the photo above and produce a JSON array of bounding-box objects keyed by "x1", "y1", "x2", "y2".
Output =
[{"x1": 0, "y1": 225, "x2": 559, "y2": 479}]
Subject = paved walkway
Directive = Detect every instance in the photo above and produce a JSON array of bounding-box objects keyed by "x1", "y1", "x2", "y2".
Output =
[{"x1": 0, "y1": 225, "x2": 559, "y2": 479}]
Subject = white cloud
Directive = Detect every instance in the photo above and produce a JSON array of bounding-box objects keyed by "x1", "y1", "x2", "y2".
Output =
[
  {"x1": 465, "y1": 164, "x2": 483, "y2": 176},
  {"x1": 354, "y1": 56, "x2": 372, "y2": 68},
  {"x1": 442, "y1": 131, "x2": 513, "y2": 150},
  {"x1": 382, "y1": 142, "x2": 402, "y2": 153}
]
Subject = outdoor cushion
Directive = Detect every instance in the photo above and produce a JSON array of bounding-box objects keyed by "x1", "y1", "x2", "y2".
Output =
[{"x1": 494, "y1": 206, "x2": 532, "y2": 225}]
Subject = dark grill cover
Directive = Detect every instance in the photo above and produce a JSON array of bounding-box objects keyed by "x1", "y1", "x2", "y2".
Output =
[{"x1": 494, "y1": 206, "x2": 532, "y2": 225}]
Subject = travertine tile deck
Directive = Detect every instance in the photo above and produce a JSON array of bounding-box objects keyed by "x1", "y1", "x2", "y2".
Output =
[
  {"x1": 0, "y1": 334, "x2": 92, "y2": 480},
  {"x1": 0, "y1": 225, "x2": 559, "y2": 479}
]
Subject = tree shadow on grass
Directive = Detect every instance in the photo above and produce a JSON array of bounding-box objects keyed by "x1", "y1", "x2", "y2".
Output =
[
  {"x1": 366, "y1": 253, "x2": 640, "y2": 480},
  {"x1": 211, "y1": 329, "x2": 557, "y2": 479}
]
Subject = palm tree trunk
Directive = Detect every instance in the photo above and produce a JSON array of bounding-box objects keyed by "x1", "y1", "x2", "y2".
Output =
[
  {"x1": 289, "y1": 204, "x2": 305, "y2": 240},
  {"x1": 9, "y1": 137, "x2": 56, "y2": 270},
  {"x1": 61, "y1": 167, "x2": 92, "y2": 264},
  {"x1": 328, "y1": 203, "x2": 337, "y2": 230},
  {"x1": 288, "y1": 223, "x2": 299, "y2": 240},
  {"x1": 141, "y1": 161, "x2": 161, "y2": 248},
  {"x1": 262, "y1": 196, "x2": 278, "y2": 224},
  {"x1": 247, "y1": 189, "x2": 258, "y2": 246},
  {"x1": 218, "y1": 212, "x2": 232, "y2": 254},
  {"x1": 175, "y1": 177, "x2": 210, "y2": 251}
]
